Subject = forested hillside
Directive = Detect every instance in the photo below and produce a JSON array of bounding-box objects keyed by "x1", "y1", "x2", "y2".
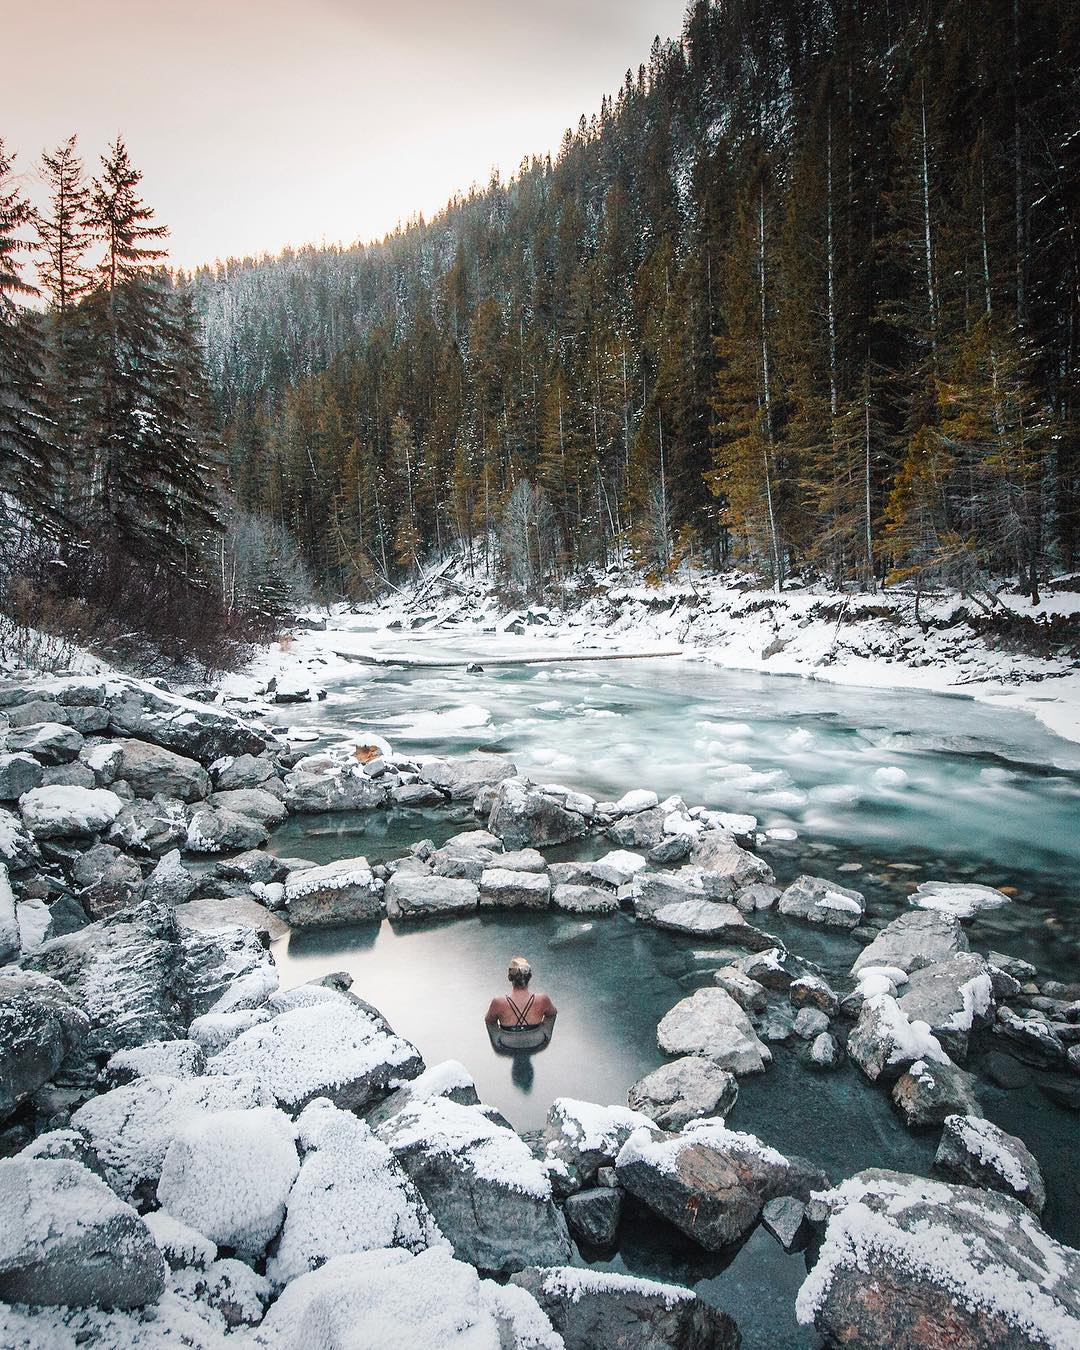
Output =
[{"x1": 194, "y1": 0, "x2": 1079, "y2": 604}]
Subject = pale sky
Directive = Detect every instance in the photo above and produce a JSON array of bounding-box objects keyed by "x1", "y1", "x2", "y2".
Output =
[{"x1": 6, "y1": 0, "x2": 689, "y2": 272}]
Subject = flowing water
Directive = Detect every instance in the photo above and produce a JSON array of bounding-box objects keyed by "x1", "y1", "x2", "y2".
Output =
[{"x1": 267, "y1": 626, "x2": 1079, "y2": 1346}]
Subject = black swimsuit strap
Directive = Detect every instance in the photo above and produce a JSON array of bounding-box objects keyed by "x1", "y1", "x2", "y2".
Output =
[{"x1": 504, "y1": 994, "x2": 534, "y2": 1027}]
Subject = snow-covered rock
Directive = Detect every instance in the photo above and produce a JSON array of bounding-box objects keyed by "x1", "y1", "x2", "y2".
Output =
[
  {"x1": 0, "y1": 752, "x2": 43, "y2": 801},
  {"x1": 488, "y1": 778, "x2": 589, "y2": 850},
  {"x1": 157, "y1": 1105, "x2": 299, "y2": 1258},
  {"x1": 796, "y1": 1169, "x2": 1080, "y2": 1348},
  {"x1": 510, "y1": 1265, "x2": 739, "y2": 1350},
  {"x1": 692, "y1": 832, "x2": 775, "y2": 892},
  {"x1": 551, "y1": 883, "x2": 619, "y2": 914},
  {"x1": 612, "y1": 789, "x2": 659, "y2": 816},
  {"x1": 7, "y1": 721, "x2": 83, "y2": 765},
  {"x1": 417, "y1": 751, "x2": 517, "y2": 802},
  {"x1": 616, "y1": 1118, "x2": 829, "y2": 1252},
  {"x1": 934, "y1": 1114, "x2": 1046, "y2": 1215},
  {"x1": 0, "y1": 970, "x2": 88, "y2": 1121},
  {"x1": 143, "y1": 1209, "x2": 217, "y2": 1271},
  {"x1": 538, "y1": 1098, "x2": 658, "y2": 1199},
  {"x1": 107, "y1": 793, "x2": 189, "y2": 856},
  {"x1": 847, "y1": 994, "x2": 950, "y2": 1083},
  {"x1": 284, "y1": 856, "x2": 384, "y2": 927},
  {"x1": 71, "y1": 841, "x2": 143, "y2": 918},
  {"x1": 140, "y1": 848, "x2": 197, "y2": 906},
  {"x1": 283, "y1": 764, "x2": 388, "y2": 813},
  {"x1": 377, "y1": 1096, "x2": 572, "y2": 1274},
  {"x1": 269, "y1": 1100, "x2": 439, "y2": 1285},
  {"x1": 0, "y1": 1157, "x2": 165, "y2": 1309},
  {"x1": 207, "y1": 996, "x2": 423, "y2": 1113},
  {"x1": 264, "y1": 1246, "x2": 556, "y2": 1348},
  {"x1": 106, "y1": 1039, "x2": 205, "y2": 1085},
  {"x1": 107, "y1": 679, "x2": 271, "y2": 762},
  {"x1": 912, "y1": 880, "x2": 1012, "y2": 918},
  {"x1": 72, "y1": 1072, "x2": 273, "y2": 1201},
  {"x1": 0, "y1": 861, "x2": 18, "y2": 963},
  {"x1": 778, "y1": 874, "x2": 865, "y2": 929},
  {"x1": 627, "y1": 1056, "x2": 739, "y2": 1131},
  {"x1": 19, "y1": 785, "x2": 124, "y2": 839},
  {"x1": 896, "y1": 953, "x2": 994, "y2": 1060},
  {"x1": 656, "y1": 987, "x2": 771, "y2": 1075}
]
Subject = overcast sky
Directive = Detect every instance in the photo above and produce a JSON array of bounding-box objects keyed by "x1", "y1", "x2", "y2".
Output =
[{"x1": 6, "y1": 0, "x2": 689, "y2": 272}]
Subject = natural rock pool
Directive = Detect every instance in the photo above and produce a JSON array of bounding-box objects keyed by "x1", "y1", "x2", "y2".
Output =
[{"x1": 265, "y1": 630, "x2": 1079, "y2": 1347}]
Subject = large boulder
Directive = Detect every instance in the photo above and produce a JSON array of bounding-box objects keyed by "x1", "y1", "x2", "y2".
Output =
[
  {"x1": 283, "y1": 765, "x2": 387, "y2": 813},
  {"x1": 262, "y1": 1246, "x2": 557, "y2": 1348},
  {"x1": 107, "y1": 680, "x2": 270, "y2": 761},
  {"x1": 646, "y1": 895, "x2": 774, "y2": 949},
  {"x1": 174, "y1": 894, "x2": 289, "y2": 941},
  {"x1": 157, "y1": 1106, "x2": 299, "y2": 1259},
  {"x1": 185, "y1": 804, "x2": 268, "y2": 854},
  {"x1": 479, "y1": 866, "x2": 551, "y2": 910},
  {"x1": 847, "y1": 994, "x2": 949, "y2": 1083},
  {"x1": 896, "y1": 953, "x2": 994, "y2": 1061},
  {"x1": 208, "y1": 787, "x2": 287, "y2": 828},
  {"x1": 488, "y1": 778, "x2": 589, "y2": 850},
  {"x1": 511, "y1": 1266, "x2": 740, "y2": 1350},
  {"x1": 211, "y1": 752, "x2": 278, "y2": 792},
  {"x1": 657, "y1": 988, "x2": 771, "y2": 1075},
  {"x1": 0, "y1": 970, "x2": 88, "y2": 1121},
  {"x1": 268, "y1": 1100, "x2": 439, "y2": 1285},
  {"x1": 72, "y1": 1072, "x2": 274, "y2": 1201},
  {"x1": 851, "y1": 908, "x2": 968, "y2": 977},
  {"x1": 777, "y1": 875, "x2": 865, "y2": 929},
  {"x1": 628, "y1": 1056, "x2": 739, "y2": 1131},
  {"x1": 284, "y1": 856, "x2": 384, "y2": 927},
  {"x1": 417, "y1": 752, "x2": 517, "y2": 802},
  {"x1": 72, "y1": 842, "x2": 144, "y2": 919},
  {"x1": 207, "y1": 995, "x2": 423, "y2": 1113},
  {"x1": 796, "y1": 1169, "x2": 1080, "y2": 1348},
  {"x1": 377, "y1": 1096, "x2": 571, "y2": 1274},
  {"x1": 552, "y1": 883, "x2": 620, "y2": 914},
  {"x1": 891, "y1": 1056, "x2": 983, "y2": 1128},
  {"x1": 934, "y1": 1114, "x2": 1046, "y2": 1215},
  {"x1": 19, "y1": 785, "x2": 124, "y2": 840},
  {"x1": 385, "y1": 872, "x2": 479, "y2": 920},
  {"x1": 0, "y1": 753, "x2": 43, "y2": 801},
  {"x1": 616, "y1": 1118, "x2": 829, "y2": 1252},
  {"x1": 7, "y1": 722, "x2": 83, "y2": 765},
  {"x1": 692, "y1": 832, "x2": 774, "y2": 891},
  {"x1": 108, "y1": 793, "x2": 189, "y2": 856},
  {"x1": 0, "y1": 1158, "x2": 165, "y2": 1309},
  {"x1": 538, "y1": 1098, "x2": 658, "y2": 1199},
  {"x1": 110, "y1": 739, "x2": 210, "y2": 802},
  {"x1": 607, "y1": 805, "x2": 668, "y2": 850}
]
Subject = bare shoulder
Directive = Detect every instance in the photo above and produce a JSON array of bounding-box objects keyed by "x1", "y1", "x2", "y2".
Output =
[
  {"x1": 484, "y1": 995, "x2": 506, "y2": 1023},
  {"x1": 533, "y1": 990, "x2": 556, "y2": 1014}
]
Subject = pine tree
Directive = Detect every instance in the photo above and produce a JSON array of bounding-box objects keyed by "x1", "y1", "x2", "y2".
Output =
[{"x1": 0, "y1": 140, "x2": 56, "y2": 533}]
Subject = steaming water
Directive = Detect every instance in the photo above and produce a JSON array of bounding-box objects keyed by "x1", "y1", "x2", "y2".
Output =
[{"x1": 268, "y1": 628, "x2": 1079, "y2": 1346}]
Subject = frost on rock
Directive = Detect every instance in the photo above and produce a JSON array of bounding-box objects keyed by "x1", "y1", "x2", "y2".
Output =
[
  {"x1": 0, "y1": 1157, "x2": 166, "y2": 1311},
  {"x1": 796, "y1": 1169, "x2": 1080, "y2": 1349},
  {"x1": 207, "y1": 963, "x2": 279, "y2": 1015},
  {"x1": 263, "y1": 1246, "x2": 516, "y2": 1348},
  {"x1": 144, "y1": 1209, "x2": 217, "y2": 1270},
  {"x1": 935, "y1": 1114, "x2": 1046, "y2": 1215},
  {"x1": 847, "y1": 993, "x2": 950, "y2": 1082},
  {"x1": 71, "y1": 1072, "x2": 273, "y2": 1200},
  {"x1": 206, "y1": 998, "x2": 423, "y2": 1112},
  {"x1": 18, "y1": 786, "x2": 124, "y2": 840},
  {"x1": 106, "y1": 1039, "x2": 206, "y2": 1084},
  {"x1": 0, "y1": 1285, "x2": 236, "y2": 1349},
  {"x1": 268, "y1": 1099, "x2": 440, "y2": 1286},
  {"x1": 539, "y1": 1097, "x2": 658, "y2": 1198},
  {"x1": 188, "y1": 1008, "x2": 270, "y2": 1055},
  {"x1": 912, "y1": 880, "x2": 1011, "y2": 918},
  {"x1": 157, "y1": 1105, "x2": 299, "y2": 1258},
  {"x1": 172, "y1": 1257, "x2": 271, "y2": 1329}
]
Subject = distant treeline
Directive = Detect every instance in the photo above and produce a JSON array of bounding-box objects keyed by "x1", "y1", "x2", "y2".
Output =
[{"x1": 193, "y1": 0, "x2": 1079, "y2": 604}]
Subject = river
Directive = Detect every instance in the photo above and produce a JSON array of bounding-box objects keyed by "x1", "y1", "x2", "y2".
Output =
[{"x1": 263, "y1": 624, "x2": 1079, "y2": 1346}]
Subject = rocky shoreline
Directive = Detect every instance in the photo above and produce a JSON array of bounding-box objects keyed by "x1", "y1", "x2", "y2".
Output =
[{"x1": 1, "y1": 668, "x2": 1079, "y2": 1348}]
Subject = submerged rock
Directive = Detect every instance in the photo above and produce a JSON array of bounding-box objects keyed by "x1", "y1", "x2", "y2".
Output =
[
  {"x1": 934, "y1": 1113, "x2": 1046, "y2": 1215},
  {"x1": 657, "y1": 987, "x2": 771, "y2": 1075},
  {"x1": 510, "y1": 1265, "x2": 739, "y2": 1350},
  {"x1": 0, "y1": 1158, "x2": 165, "y2": 1310},
  {"x1": 616, "y1": 1118, "x2": 829, "y2": 1251},
  {"x1": 627, "y1": 1056, "x2": 738, "y2": 1131},
  {"x1": 796, "y1": 1169, "x2": 1080, "y2": 1349}
]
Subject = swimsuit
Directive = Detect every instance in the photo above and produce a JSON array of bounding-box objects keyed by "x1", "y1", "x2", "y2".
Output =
[{"x1": 494, "y1": 993, "x2": 552, "y2": 1050}]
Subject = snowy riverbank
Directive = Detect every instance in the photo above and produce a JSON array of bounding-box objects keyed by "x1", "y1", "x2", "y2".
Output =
[{"x1": 223, "y1": 563, "x2": 1080, "y2": 749}]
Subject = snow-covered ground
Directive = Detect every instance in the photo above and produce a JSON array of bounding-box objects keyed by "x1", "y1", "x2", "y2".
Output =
[{"x1": 220, "y1": 563, "x2": 1080, "y2": 748}]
